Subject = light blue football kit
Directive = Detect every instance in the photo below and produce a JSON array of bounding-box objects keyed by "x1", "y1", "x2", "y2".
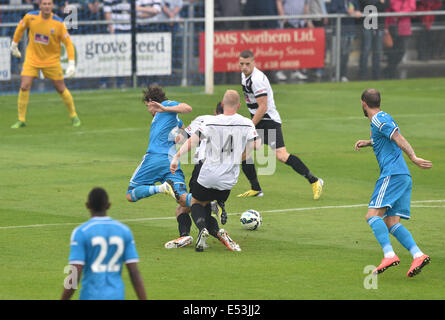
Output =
[
  {"x1": 127, "y1": 100, "x2": 188, "y2": 201},
  {"x1": 368, "y1": 111, "x2": 412, "y2": 219},
  {"x1": 68, "y1": 217, "x2": 139, "y2": 300},
  {"x1": 366, "y1": 111, "x2": 422, "y2": 259}
]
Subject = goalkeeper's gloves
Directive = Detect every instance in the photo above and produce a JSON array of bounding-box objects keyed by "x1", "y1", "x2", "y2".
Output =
[
  {"x1": 10, "y1": 41, "x2": 21, "y2": 58},
  {"x1": 65, "y1": 60, "x2": 75, "y2": 78}
]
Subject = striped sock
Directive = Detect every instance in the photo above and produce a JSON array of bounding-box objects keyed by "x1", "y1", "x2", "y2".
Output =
[
  {"x1": 389, "y1": 223, "x2": 423, "y2": 258},
  {"x1": 367, "y1": 216, "x2": 395, "y2": 258},
  {"x1": 130, "y1": 185, "x2": 160, "y2": 202}
]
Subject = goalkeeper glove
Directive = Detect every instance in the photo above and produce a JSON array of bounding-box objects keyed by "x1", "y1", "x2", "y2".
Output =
[
  {"x1": 10, "y1": 42, "x2": 21, "y2": 58},
  {"x1": 65, "y1": 60, "x2": 75, "y2": 78}
]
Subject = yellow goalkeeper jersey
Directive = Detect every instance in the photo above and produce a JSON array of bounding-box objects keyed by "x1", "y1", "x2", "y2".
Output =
[{"x1": 13, "y1": 10, "x2": 74, "y2": 67}]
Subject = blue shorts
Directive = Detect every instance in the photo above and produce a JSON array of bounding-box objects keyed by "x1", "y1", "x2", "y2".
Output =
[
  {"x1": 368, "y1": 174, "x2": 412, "y2": 220},
  {"x1": 127, "y1": 153, "x2": 188, "y2": 197}
]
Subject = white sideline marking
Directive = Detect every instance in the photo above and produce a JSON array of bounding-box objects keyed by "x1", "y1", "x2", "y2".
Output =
[{"x1": 1, "y1": 199, "x2": 444, "y2": 230}]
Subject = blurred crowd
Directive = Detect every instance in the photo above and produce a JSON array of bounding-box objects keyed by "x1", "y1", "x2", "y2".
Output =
[{"x1": 1, "y1": 0, "x2": 445, "y2": 82}]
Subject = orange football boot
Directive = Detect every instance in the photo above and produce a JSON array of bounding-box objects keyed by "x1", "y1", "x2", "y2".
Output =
[
  {"x1": 407, "y1": 254, "x2": 430, "y2": 277},
  {"x1": 373, "y1": 255, "x2": 400, "y2": 275}
]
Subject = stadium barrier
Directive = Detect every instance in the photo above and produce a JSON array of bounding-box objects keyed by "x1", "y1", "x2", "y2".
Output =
[{"x1": 0, "y1": 2, "x2": 445, "y2": 94}]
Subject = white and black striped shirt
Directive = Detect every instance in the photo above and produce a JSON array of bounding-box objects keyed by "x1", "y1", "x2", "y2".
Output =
[
  {"x1": 103, "y1": 0, "x2": 163, "y2": 31},
  {"x1": 137, "y1": 0, "x2": 163, "y2": 23},
  {"x1": 103, "y1": 0, "x2": 131, "y2": 31},
  {"x1": 241, "y1": 67, "x2": 282, "y2": 124}
]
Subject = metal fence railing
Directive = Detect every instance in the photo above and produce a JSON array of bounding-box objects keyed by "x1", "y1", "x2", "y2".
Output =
[{"x1": 1, "y1": 2, "x2": 445, "y2": 94}]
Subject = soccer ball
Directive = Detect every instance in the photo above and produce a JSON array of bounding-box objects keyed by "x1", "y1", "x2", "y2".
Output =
[{"x1": 240, "y1": 209, "x2": 262, "y2": 230}]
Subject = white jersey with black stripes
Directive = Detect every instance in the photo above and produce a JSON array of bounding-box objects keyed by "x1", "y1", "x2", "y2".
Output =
[{"x1": 241, "y1": 67, "x2": 282, "y2": 124}]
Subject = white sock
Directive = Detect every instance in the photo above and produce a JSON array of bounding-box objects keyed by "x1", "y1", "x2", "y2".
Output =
[{"x1": 384, "y1": 251, "x2": 396, "y2": 258}]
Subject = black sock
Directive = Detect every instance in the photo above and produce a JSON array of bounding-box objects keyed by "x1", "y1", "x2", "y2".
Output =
[
  {"x1": 177, "y1": 213, "x2": 192, "y2": 237},
  {"x1": 205, "y1": 204, "x2": 220, "y2": 238},
  {"x1": 242, "y1": 159, "x2": 261, "y2": 191},
  {"x1": 285, "y1": 154, "x2": 318, "y2": 184},
  {"x1": 191, "y1": 204, "x2": 208, "y2": 231}
]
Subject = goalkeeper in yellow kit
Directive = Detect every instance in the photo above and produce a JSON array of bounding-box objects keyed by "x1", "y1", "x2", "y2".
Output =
[{"x1": 10, "y1": 0, "x2": 81, "y2": 128}]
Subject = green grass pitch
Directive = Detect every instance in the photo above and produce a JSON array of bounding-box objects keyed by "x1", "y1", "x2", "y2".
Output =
[{"x1": 0, "y1": 79, "x2": 444, "y2": 300}]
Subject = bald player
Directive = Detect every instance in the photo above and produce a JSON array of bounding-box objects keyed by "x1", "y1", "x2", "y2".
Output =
[{"x1": 171, "y1": 90, "x2": 259, "y2": 252}]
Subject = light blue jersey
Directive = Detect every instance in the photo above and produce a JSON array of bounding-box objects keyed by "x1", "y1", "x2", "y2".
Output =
[
  {"x1": 370, "y1": 111, "x2": 410, "y2": 179},
  {"x1": 68, "y1": 217, "x2": 139, "y2": 300},
  {"x1": 127, "y1": 99, "x2": 188, "y2": 199},
  {"x1": 146, "y1": 100, "x2": 184, "y2": 157}
]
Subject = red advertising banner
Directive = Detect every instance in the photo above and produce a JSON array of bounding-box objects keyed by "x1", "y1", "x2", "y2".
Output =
[{"x1": 199, "y1": 28, "x2": 325, "y2": 73}]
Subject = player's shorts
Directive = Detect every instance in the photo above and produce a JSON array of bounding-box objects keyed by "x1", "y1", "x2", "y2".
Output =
[
  {"x1": 21, "y1": 63, "x2": 64, "y2": 80},
  {"x1": 255, "y1": 119, "x2": 285, "y2": 149},
  {"x1": 127, "y1": 153, "x2": 188, "y2": 197},
  {"x1": 189, "y1": 160, "x2": 203, "y2": 194},
  {"x1": 192, "y1": 182, "x2": 231, "y2": 203},
  {"x1": 368, "y1": 174, "x2": 412, "y2": 220}
]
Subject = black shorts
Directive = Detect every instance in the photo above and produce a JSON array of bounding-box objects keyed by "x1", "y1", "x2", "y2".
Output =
[
  {"x1": 192, "y1": 181, "x2": 231, "y2": 203},
  {"x1": 189, "y1": 160, "x2": 203, "y2": 194},
  {"x1": 255, "y1": 119, "x2": 285, "y2": 149}
]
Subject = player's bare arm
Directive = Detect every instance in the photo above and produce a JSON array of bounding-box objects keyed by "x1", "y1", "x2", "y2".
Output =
[
  {"x1": 391, "y1": 130, "x2": 432, "y2": 169},
  {"x1": 175, "y1": 125, "x2": 187, "y2": 144},
  {"x1": 105, "y1": 12, "x2": 114, "y2": 33},
  {"x1": 170, "y1": 133, "x2": 200, "y2": 174},
  {"x1": 276, "y1": 0, "x2": 287, "y2": 25},
  {"x1": 253, "y1": 137, "x2": 262, "y2": 150},
  {"x1": 354, "y1": 139, "x2": 372, "y2": 150},
  {"x1": 243, "y1": 140, "x2": 256, "y2": 161},
  {"x1": 126, "y1": 263, "x2": 147, "y2": 300},
  {"x1": 136, "y1": 5, "x2": 160, "y2": 14},
  {"x1": 60, "y1": 264, "x2": 83, "y2": 300},
  {"x1": 251, "y1": 95, "x2": 268, "y2": 126},
  {"x1": 146, "y1": 101, "x2": 192, "y2": 114}
]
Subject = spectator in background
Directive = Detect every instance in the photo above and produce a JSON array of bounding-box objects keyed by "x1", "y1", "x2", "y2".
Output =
[
  {"x1": 277, "y1": 0, "x2": 312, "y2": 29},
  {"x1": 214, "y1": 0, "x2": 243, "y2": 84},
  {"x1": 54, "y1": 0, "x2": 68, "y2": 17},
  {"x1": 329, "y1": 0, "x2": 361, "y2": 82},
  {"x1": 162, "y1": 0, "x2": 184, "y2": 80},
  {"x1": 77, "y1": 0, "x2": 104, "y2": 34},
  {"x1": 1, "y1": 0, "x2": 14, "y2": 37},
  {"x1": 308, "y1": 0, "x2": 329, "y2": 79},
  {"x1": 243, "y1": 0, "x2": 280, "y2": 82},
  {"x1": 244, "y1": 0, "x2": 279, "y2": 29},
  {"x1": 276, "y1": 0, "x2": 311, "y2": 81},
  {"x1": 162, "y1": 0, "x2": 183, "y2": 29},
  {"x1": 215, "y1": 0, "x2": 243, "y2": 30},
  {"x1": 138, "y1": 1, "x2": 164, "y2": 86},
  {"x1": 0, "y1": 0, "x2": 9, "y2": 38},
  {"x1": 309, "y1": 0, "x2": 329, "y2": 27},
  {"x1": 137, "y1": 0, "x2": 162, "y2": 32},
  {"x1": 103, "y1": 0, "x2": 132, "y2": 88},
  {"x1": 416, "y1": 0, "x2": 442, "y2": 61},
  {"x1": 359, "y1": 0, "x2": 389, "y2": 80},
  {"x1": 104, "y1": 0, "x2": 131, "y2": 34},
  {"x1": 31, "y1": 0, "x2": 40, "y2": 9},
  {"x1": 383, "y1": 0, "x2": 416, "y2": 79}
]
